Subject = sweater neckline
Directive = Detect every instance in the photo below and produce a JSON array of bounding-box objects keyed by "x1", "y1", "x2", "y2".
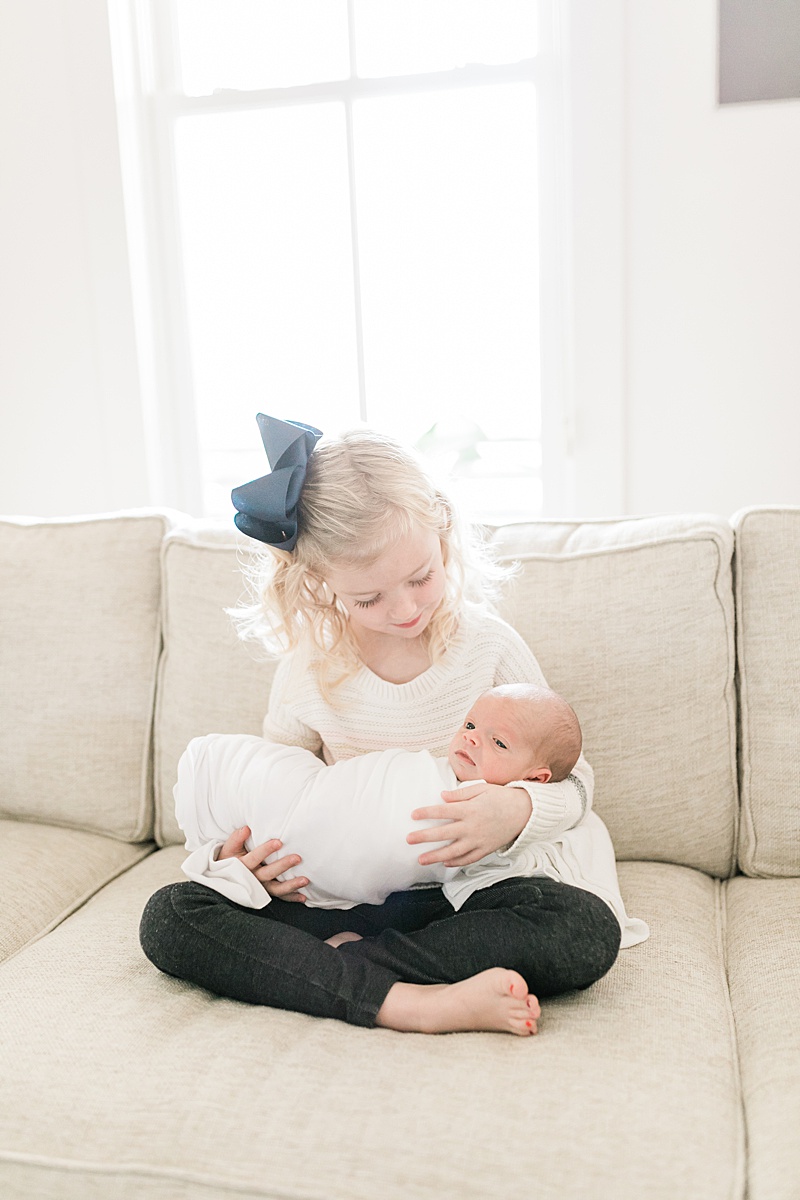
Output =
[{"x1": 354, "y1": 618, "x2": 469, "y2": 697}]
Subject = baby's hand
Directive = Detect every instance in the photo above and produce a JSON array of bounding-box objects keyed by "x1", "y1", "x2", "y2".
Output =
[
  {"x1": 406, "y1": 784, "x2": 532, "y2": 866},
  {"x1": 218, "y1": 827, "x2": 310, "y2": 902}
]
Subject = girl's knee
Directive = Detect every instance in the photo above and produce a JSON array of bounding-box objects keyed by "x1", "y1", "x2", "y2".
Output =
[
  {"x1": 512, "y1": 886, "x2": 622, "y2": 995},
  {"x1": 139, "y1": 882, "x2": 206, "y2": 969},
  {"x1": 566, "y1": 893, "x2": 622, "y2": 989},
  {"x1": 139, "y1": 884, "x2": 177, "y2": 966},
  {"x1": 585, "y1": 914, "x2": 622, "y2": 985}
]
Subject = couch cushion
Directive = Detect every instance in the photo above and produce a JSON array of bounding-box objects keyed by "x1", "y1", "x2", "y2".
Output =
[
  {"x1": 0, "y1": 853, "x2": 743, "y2": 1200},
  {"x1": 155, "y1": 524, "x2": 279, "y2": 846},
  {"x1": 0, "y1": 512, "x2": 168, "y2": 841},
  {"x1": 490, "y1": 515, "x2": 738, "y2": 875},
  {"x1": 732, "y1": 507, "x2": 800, "y2": 876},
  {"x1": 156, "y1": 515, "x2": 739, "y2": 872},
  {"x1": 725, "y1": 876, "x2": 800, "y2": 1200},
  {"x1": 0, "y1": 819, "x2": 152, "y2": 963}
]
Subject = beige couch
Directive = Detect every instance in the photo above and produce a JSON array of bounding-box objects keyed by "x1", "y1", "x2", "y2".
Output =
[{"x1": 1, "y1": 507, "x2": 798, "y2": 1200}]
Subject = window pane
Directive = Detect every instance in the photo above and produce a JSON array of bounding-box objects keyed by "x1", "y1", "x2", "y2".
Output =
[
  {"x1": 174, "y1": 106, "x2": 360, "y2": 515},
  {"x1": 354, "y1": 84, "x2": 540, "y2": 522},
  {"x1": 175, "y1": 0, "x2": 350, "y2": 95},
  {"x1": 354, "y1": 0, "x2": 537, "y2": 78}
]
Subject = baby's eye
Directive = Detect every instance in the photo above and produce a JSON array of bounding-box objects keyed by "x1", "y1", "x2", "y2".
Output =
[
  {"x1": 354, "y1": 596, "x2": 380, "y2": 609},
  {"x1": 465, "y1": 721, "x2": 475, "y2": 730},
  {"x1": 494, "y1": 739, "x2": 508, "y2": 750},
  {"x1": 411, "y1": 570, "x2": 434, "y2": 588}
]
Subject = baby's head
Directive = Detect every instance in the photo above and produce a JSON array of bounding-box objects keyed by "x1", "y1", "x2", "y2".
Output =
[{"x1": 447, "y1": 684, "x2": 582, "y2": 786}]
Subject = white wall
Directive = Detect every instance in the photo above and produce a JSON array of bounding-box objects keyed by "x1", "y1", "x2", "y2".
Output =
[
  {"x1": 569, "y1": 0, "x2": 800, "y2": 517},
  {"x1": 0, "y1": 0, "x2": 149, "y2": 517},
  {"x1": 1, "y1": 1, "x2": 798, "y2": 520}
]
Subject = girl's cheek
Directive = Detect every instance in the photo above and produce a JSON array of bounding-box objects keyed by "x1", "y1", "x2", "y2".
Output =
[
  {"x1": 421, "y1": 569, "x2": 444, "y2": 597},
  {"x1": 430, "y1": 575, "x2": 447, "y2": 603}
]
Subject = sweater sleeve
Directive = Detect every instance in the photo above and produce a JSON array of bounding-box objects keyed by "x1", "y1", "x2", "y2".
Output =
[
  {"x1": 262, "y1": 653, "x2": 323, "y2": 754},
  {"x1": 490, "y1": 617, "x2": 594, "y2": 846}
]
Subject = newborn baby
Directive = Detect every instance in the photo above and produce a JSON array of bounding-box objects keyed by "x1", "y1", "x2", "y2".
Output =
[{"x1": 176, "y1": 683, "x2": 581, "y2": 911}]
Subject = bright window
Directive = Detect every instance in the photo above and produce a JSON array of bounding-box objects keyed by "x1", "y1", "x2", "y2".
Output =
[{"x1": 113, "y1": 1, "x2": 546, "y2": 523}]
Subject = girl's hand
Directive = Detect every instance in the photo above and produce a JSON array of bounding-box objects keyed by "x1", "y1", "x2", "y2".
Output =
[
  {"x1": 406, "y1": 785, "x2": 532, "y2": 867},
  {"x1": 217, "y1": 827, "x2": 309, "y2": 902}
]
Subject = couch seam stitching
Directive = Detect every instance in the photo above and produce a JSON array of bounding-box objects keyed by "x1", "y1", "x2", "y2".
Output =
[
  {"x1": 718, "y1": 878, "x2": 749, "y2": 1200},
  {"x1": 734, "y1": 514, "x2": 757, "y2": 876},
  {"x1": 0, "y1": 1149, "x2": 321, "y2": 1200},
  {"x1": 496, "y1": 527, "x2": 731, "y2": 564},
  {"x1": 153, "y1": 536, "x2": 173, "y2": 847},
  {"x1": 1, "y1": 843, "x2": 156, "y2": 965},
  {"x1": 712, "y1": 533, "x2": 740, "y2": 879}
]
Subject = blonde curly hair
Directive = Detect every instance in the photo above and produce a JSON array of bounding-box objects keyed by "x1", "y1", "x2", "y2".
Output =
[{"x1": 231, "y1": 428, "x2": 513, "y2": 696}]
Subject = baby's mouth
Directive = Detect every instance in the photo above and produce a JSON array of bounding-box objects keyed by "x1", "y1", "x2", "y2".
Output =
[{"x1": 455, "y1": 749, "x2": 475, "y2": 767}]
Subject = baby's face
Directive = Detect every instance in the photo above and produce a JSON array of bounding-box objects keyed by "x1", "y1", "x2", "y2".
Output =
[{"x1": 447, "y1": 693, "x2": 544, "y2": 785}]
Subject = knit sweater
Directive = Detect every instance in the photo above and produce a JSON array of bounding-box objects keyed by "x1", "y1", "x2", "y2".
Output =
[{"x1": 262, "y1": 607, "x2": 592, "y2": 849}]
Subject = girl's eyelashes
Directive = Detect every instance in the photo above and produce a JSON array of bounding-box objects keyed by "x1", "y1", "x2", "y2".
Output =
[{"x1": 351, "y1": 570, "x2": 434, "y2": 609}]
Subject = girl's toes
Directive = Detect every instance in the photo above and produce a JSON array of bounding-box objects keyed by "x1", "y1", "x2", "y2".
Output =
[
  {"x1": 506, "y1": 970, "x2": 528, "y2": 999},
  {"x1": 526, "y1": 994, "x2": 541, "y2": 1019}
]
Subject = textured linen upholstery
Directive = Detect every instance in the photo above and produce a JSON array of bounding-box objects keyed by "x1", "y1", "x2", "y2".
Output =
[
  {"x1": 156, "y1": 514, "x2": 739, "y2": 870},
  {"x1": 490, "y1": 515, "x2": 738, "y2": 875},
  {"x1": 0, "y1": 513, "x2": 167, "y2": 841},
  {"x1": 725, "y1": 877, "x2": 800, "y2": 1200},
  {"x1": 0, "y1": 852, "x2": 743, "y2": 1200},
  {"x1": 0, "y1": 819, "x2": 153, "y2": 963},
  {"x1": 732, "y1": 507, "x2": 800, "y2": 876},
  {"x1": 155, "y1": 524, "x2": 279, "y2": 846}
]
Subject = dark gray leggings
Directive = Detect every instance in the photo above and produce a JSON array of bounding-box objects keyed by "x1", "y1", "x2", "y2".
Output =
[{"x1": 139, "y1": 876, "x2": 621, "y2": 1028}]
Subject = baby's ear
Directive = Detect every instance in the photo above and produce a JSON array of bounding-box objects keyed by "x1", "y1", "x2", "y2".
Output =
[{"x1": 524, "y1": 767, "x2": 552, "y2": 784}]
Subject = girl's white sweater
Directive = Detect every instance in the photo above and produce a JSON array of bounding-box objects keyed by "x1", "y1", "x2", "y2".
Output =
[{"x1": 263, "y1": 608, "x2": 593, "y2": 850}]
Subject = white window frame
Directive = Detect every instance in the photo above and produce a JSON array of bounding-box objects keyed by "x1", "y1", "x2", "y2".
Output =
[{"x1": 108, "y1": 0, "x2": 607, "y2": 517}]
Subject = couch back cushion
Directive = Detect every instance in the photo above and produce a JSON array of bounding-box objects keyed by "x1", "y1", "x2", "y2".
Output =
[
  {"x1": 157, "y1": 514, "x2": 738, "y2": 874},
  {"x1": 733, "y1": 507, "x2": 800, "y2": 876},
  {"x1": 155, "y1": 524, "x2": 278, "y2": 846},
  {"x1": 0, "y1": 513, "x2": 167, "y2": 841},
  {"x1": 490, "y1": 514, "x2": 738, "y2": 876}
]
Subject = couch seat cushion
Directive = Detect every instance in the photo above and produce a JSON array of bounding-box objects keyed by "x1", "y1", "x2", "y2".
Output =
[
  {"x1": 732, "y1": 507, "x2": 800, "y2": 875},
  {"x1": 0, "y1": 819, "x2": 152, "y2": 963},
  {"x1": 725, "y1": 876, "x2": 800, "y2": 1200},
  {"x1": 0, "y1": 853, "x2": 743, "y2": 1200}
]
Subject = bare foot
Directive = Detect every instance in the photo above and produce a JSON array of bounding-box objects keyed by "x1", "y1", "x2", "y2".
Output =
[
  {"x1": 375, "y1": 968, "x2": 540, "y2": 1036},
  {"x1": 325, "y1": 931, "x2": 364, "y2": 949}
]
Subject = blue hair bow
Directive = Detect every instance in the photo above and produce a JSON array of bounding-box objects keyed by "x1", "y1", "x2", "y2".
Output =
[{"x1": 231, "y1": 414, "x2": 323, "y2": 550}]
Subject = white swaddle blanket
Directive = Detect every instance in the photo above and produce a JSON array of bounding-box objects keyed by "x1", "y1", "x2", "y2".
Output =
[
  {"x1": 176, "y1": 734, "x2": 649, "y2": 948},
  {"x1": 177, "y1": 733, "x2": 459, "y2": 909}
]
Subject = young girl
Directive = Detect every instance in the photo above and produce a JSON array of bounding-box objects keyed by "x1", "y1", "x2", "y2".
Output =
[{"x1": 140, "y1": 420, "x2": 622, "y2": 1037}]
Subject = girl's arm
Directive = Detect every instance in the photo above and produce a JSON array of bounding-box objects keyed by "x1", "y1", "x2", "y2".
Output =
[
  {"x1": 262, "y1": 654, "x2": 324, "y2": 753},
  {"x1": 408, "y1": 618, "x2": 593, "y2": 866}
]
